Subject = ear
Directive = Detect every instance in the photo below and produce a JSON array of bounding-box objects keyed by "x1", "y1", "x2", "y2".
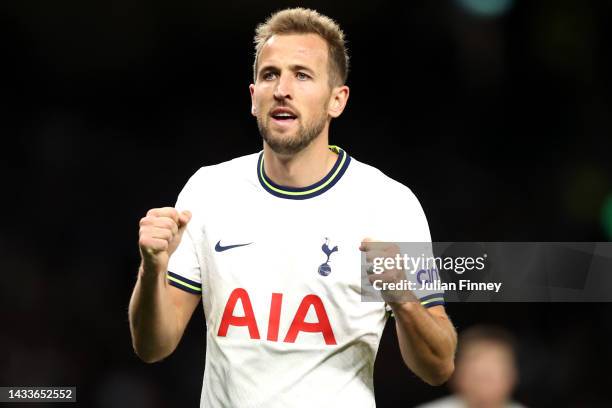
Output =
[
  {"x1": 328, "y1": 85, "x2": 350, "y2": 118},
  {"x1": 249, "y1": 83, "x2": 257, "y2": 116}
]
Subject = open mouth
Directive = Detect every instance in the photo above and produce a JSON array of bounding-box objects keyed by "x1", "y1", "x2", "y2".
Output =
[
  {"x1": 270, "y1": 108, "x2": 298, "y2": 124},
  {"x1": 271, "y1": 113, "x2": 297, "y2": 121}
]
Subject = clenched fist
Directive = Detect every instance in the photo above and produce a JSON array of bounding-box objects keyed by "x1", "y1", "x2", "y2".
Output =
[
  {"x1": 138, "y1": 207, "x2": 192, "y2": 274},
  {"x1": 360, "y1": 238, "x2": 418, "y2": 304}
]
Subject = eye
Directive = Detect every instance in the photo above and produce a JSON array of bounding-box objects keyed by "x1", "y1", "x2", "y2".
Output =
[
  {"x1": 262, "y1": 72, "x2": 277, "y2": 81},
  {"x1": 296, "y1": 72, "x2": 310, "y2": 80}
]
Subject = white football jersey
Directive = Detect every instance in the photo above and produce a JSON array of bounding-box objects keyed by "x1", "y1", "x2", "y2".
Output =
[{"x1": 167, "y1": 146, "x2": 444, "y2": 408}]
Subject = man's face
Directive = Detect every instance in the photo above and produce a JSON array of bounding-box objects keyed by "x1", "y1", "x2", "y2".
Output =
[
  {"x1": 250, "y1": 33, "x2": 337, "y2": 155},
  {"x1": 453, "y1": 342, "x2": 517, "y2": 408}
]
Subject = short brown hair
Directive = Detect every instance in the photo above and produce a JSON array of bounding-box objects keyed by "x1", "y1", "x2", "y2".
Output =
[
  {"x1": 456, "y1": 325, "x2": 517, "y2": 361},
  {"x1": 253, "y1": 8, "x2": 349, "y2": 87}
]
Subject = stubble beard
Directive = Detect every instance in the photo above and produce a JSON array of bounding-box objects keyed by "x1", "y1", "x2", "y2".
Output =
[{"x1": 257, "y1": 108, "x2": 328, "y2": 156}]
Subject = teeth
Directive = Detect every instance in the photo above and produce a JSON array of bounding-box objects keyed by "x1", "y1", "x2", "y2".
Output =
[{"x1": 276, "y1": 113, "x2": 293, "y2": 117}]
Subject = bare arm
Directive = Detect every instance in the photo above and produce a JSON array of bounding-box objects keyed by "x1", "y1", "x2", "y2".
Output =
[
  {"x1": 129, "y1": 264, "x2": 201, "y2": 363},
  {"x1": 391, "y1": 303, "x2": 457, "y2": 385},
  {"x1": 128, "y1": 207, "x2": 201, "y2": 363}
]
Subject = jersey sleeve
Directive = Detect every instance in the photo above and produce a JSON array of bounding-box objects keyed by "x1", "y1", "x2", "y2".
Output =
[
  {"x1": 167, "y1": 229, "x2": 202, "y2": 295},
  {"x1": 381, "y1": 181, "x2": 445, "y2": 309},
  {"x1": 166, "y1": 170, "x2": 205, "y2": 295}
]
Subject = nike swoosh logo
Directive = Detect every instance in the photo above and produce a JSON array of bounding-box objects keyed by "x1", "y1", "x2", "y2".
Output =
[{"x1": 215, "y1": 241, "x2": 253, "y2": 252}]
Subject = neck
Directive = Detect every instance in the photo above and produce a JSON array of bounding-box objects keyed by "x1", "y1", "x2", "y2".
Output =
[{"x1": 263, "y1": 134, "x2": 338, "y2": 188}]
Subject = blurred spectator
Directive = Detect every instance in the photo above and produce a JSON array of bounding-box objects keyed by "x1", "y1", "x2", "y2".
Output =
[{"x1": 416, "y1": 325, "x2": 525, "y2": 408}]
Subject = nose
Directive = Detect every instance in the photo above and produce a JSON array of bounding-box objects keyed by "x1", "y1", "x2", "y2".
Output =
[{"x1": 273, "y1": 72, "x2": 292, "y2": 101}]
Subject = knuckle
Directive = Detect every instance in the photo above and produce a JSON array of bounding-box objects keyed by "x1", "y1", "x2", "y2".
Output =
[
  {"x1": 163, "y1": 217, "x2": 178, "y2": 229},
  {"x1": 153, "y1": 218, "x2": 169, "y2": 229},
  {"x1": 160, "y1": 221, "x2": 176, "y2": 235},
  {"x1": 138, "y1": 237, "x2": 151, "y2": 249},
  {"x1": 161, "y1": 207, "x2": 178, "y2": 218}
]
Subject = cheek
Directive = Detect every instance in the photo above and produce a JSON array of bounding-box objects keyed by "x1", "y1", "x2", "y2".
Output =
[
  {"x1": 301, "y1": 88, "x2": 331, "y2": 113},
  {"x1": 253, "y1": 89, "x2": 264, "y2": 105},
  {"x1": 253, "y1": 85, "x2": 271, "y2": 104}
]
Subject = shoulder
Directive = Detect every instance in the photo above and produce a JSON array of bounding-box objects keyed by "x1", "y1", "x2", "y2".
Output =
[
  {"x1": 175, "y1": 152, "x2": 260, "y2": 205},
  {"x1": 346, "y1": 155, "x2": 423, "y2": 207},
  {"x1": 345, "y1": 154, "x2": 431, "y2": 240},
  {"x1": 188, "y1": 152, "x2": 260, "y2": 185}
]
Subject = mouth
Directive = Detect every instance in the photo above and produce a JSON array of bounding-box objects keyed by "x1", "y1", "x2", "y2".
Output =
[{"x1": 270, "y1": 108, "x2": 298, "y2": 125}]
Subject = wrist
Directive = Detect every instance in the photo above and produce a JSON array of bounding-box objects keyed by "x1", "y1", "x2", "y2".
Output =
[
  {"x1": 388, "y1": 300, "x2": 420, "y2": 315},
  {"x1": 139, "y1": 260, "x2": 165, "y2": 281}
]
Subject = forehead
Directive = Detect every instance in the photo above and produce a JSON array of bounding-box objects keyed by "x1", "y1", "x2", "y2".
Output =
[
  {"x1": 460, "y1": 342, "x2": 512, "y2": 364},
  {"x1": 258, "y1": 33, "x2": 329, "y2": 70}
]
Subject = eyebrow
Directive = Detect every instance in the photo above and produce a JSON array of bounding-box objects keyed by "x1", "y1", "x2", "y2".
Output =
[{"x1": 259, "y1": 64, "x2": 316, "y2": 76}]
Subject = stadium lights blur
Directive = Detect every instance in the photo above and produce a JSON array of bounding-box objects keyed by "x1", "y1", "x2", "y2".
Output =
[
  {"x1": 602, "y1": 193, "x2": 612, "y2": 240},
  {"x1": 455, "y1": 0, "x2": 514, "y2": 17}
]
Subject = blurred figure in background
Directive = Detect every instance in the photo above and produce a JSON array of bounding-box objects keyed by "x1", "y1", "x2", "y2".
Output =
[{"x1": 416, "y1": 325, "x2": 526, "y2": 408}]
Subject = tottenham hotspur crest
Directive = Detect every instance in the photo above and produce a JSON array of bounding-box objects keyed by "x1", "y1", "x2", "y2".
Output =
[{"x1": 318, "y1": 238, "x2": 338, "y2": 276}]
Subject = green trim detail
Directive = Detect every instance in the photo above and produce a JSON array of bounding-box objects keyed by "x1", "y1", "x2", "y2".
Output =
[
  {"x1": 259, "y1": 146, "x2": 346, "y2": 196},
  {"x1": 328, "y1": 145, "x2": 341, "y2": 154},
  {"x1": 167, "y1": 274, "x2": 202, "y2": 292},
  {"x1": 420, "y1": 297, "x2": 444, "y2": 306}
]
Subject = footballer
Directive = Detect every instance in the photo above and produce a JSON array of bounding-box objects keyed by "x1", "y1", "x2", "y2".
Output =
[{"x1": 129, "y1": 8, "x2": 457, "y2": 407}]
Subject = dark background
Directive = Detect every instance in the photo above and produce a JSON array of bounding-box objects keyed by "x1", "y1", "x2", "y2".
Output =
[{"x1": 2, "y1": 0, "x2": 611, "y2": 406}]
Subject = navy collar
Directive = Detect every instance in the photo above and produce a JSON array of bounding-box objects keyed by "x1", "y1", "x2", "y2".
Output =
[{"x1": 257, "y1": 146, "x2": 351, "y2": 200}]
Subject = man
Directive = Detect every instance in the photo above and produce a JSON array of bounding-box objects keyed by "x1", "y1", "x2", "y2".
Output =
[
  {"x1": 416, "y1": 325, "x2": 525, "y2": 408},
  {"x1": 129, "y1": 8, "x2": 456, "y2": 407}
]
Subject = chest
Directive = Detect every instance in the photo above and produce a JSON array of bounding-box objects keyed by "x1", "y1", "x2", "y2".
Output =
[{"x1": 198, "y1": 198, "x2": 384, "y2": 345}]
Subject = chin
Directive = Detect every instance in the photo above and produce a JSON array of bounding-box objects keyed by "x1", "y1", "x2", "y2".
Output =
[
  {"x1": 269, "y1": 131, "x2": 298, "y2": 142},
  {"x1": 264, "y1": 136, "x2": 308, "y2": 156},
  {"x1": 263, "y1": 127, "x2": 299, "y2": 144}
]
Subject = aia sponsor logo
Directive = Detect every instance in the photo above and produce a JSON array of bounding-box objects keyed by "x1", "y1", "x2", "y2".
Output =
[{"x1": 217, "y1": 288, "x2": 337, "y2": 345}]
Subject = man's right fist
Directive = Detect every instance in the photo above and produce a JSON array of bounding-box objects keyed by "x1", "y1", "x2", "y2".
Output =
[{"x1": 138, "y1": 207, "x2": 192, "y2": 273}]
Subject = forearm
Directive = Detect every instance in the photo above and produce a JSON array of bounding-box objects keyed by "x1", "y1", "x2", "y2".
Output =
[
  {"x1": 129, "y1": 265, "x2": 182, "y2": 363},
  {"x1": 391, "y1": 302, "x2": 457, "y2": 385}
]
